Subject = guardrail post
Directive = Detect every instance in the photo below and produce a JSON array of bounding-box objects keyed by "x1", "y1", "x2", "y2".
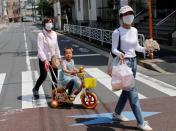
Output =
[
  {"x1": 89, "y1": 27, "x2": 91, "y2": 42},
  {"x1": 101, "y1": 30, "x2": 103, "y2": 46},
  {"x1": 155, "y1": 25, "x2": 158, "y2": 39},
  {"x1": 79, "y1": 26, "x2": 82, "y2": 37}
]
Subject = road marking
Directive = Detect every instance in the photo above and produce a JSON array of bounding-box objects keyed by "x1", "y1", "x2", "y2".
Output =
[
  {"x1": 136, "y1": 72, "x2": 176, "y2": 96},
  {"x1": 73, "y1": 90, "x2": 82, "y2": 105},
  {"x1": 23, "y1": 23, "x2": 31, "y2": 71},
  {"x1": 22, "y1": 71, "x2": 48, "y2": 109},
  {"x1": 29, "y1": 53, "x2": 101, "y2": 60},
  {"x1": 84, "y1": 68, "x2": 147, "y2": 99},
  {"x1": 0, "y1": 73, "x2": 6, "y2": 95}
]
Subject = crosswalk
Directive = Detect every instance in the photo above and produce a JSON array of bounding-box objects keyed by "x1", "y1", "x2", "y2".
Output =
[
  {"x1": 0, "y1": 73, "x2": 6, "y2": 96},
  {"x1": 85, "y1": 68, "x2": 147, "y2": 99},
  {"x1": 0, "y1": 68, "x2": 176, "y2": 110},
  {"x1": 22, "y1": 71, "x2": 48, "y2": 109}
]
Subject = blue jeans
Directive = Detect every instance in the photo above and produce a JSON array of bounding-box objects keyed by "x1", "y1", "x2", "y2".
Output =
[{"x1": 114, "y1": 57, "x2": 144, "y2": 125}]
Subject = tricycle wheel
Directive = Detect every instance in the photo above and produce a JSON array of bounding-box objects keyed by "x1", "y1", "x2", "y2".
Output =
[
  {"x1": 51, "y1": 88, "x2": 64, "y2": 107},
  {"x1": 81, "y1": 92, "x2": 97, "y2": 109}
]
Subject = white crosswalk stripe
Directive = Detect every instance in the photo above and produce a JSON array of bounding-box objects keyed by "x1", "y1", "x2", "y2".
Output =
[
  {"x1": 136, "y1": 72, "x2": 176, "y2": 96},
  {"x1": 1, "y1": 67, "x2": 176, "y2": 110},
  {"x1": 84, "y1": 68, "x2": 147, "y2": 99},
  {"x1": 22, "y1": 71, "x2": 48, "y2": 109},
  {"x1": 85, "y1": 68, "x2": 176, "y2": 98},
  {"x1": 0, "y1": 73, "x2": 6, "y2": 95}
]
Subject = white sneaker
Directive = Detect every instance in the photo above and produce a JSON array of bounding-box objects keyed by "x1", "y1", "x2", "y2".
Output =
[
  {"x1": 112, "y1": 112, "x2": 129, "y2": 122},
  {"x1": 137, "y1": 121, "x2": 153, "y2": 131}
]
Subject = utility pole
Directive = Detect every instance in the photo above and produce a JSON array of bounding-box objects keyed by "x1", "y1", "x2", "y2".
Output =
[
  {"x1": 32, "y1": 0, "x2": 34, "y2": 22},
  {"x1": 2, "y1": 0, "x2": 7, "y2": 22},
  {"x1": 33, "y1": 0, "x2": 36, "y2": 22},
  {"x1": 1, "y1": 0, "x2": 3, "y2": 23},
  {"x1": 148, "y1": 0, "x2": 153, "y2": 39}
]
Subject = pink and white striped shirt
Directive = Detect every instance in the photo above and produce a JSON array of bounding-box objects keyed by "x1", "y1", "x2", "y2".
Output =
[{"x1": 37, "y1": 29, "x2": 61, "y2": 61}]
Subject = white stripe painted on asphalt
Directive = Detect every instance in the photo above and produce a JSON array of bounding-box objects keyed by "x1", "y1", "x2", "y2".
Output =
[
  {"x1": 0, "y1": 73, "x2": 6, "y2": 95},
  {"x1": 136, "y1": 72, "x2": 176, "y2": 96},
  {"x1": 73, "y1": 54, "x2": 101, "y2": 57},
  {"x1": 23, "y1": 23, "x2": 31, "y2": 71},
  {"x1": 22, "y1": 71, "x2": 48, "y2": 109},
  {"x1": 84, "y1": 68, "x2": 147, "y2": 99},
  {"x1": 29, "y1": 54, "x2": 101, "y2": 60},
  {"x1": 73, "y1": 90, "x2": 82, "y2": 105}
]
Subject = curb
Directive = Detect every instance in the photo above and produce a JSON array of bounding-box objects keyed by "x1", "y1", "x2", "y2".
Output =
[{"x1": 138, "y1": 59, "x2": 173, "y2": 74}]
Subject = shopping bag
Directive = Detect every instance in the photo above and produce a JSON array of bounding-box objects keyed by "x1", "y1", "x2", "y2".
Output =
[
  {"x1": 107, "y1": 53, "x2": 119, "y2": 76},
  {"x1": 111, "y1": 61, "x2": 134, "y2": 91}
]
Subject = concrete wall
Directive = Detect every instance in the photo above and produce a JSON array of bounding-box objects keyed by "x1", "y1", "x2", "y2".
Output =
[
  {"x1": 53, "y1": 1, "x2": 61, "y2": 29},
  {"x1": 88, "y1": 0, "x2": 97, "y2": 21},
  {"x1": 83, "y1": 0, "x2": 88, "y2": 20},
  {"x1": 75, "y1": 0, "x2": 83, "y2": 21}
]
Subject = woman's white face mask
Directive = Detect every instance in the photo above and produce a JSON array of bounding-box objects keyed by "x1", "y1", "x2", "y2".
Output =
[
  {"x1": 45, "y1": 23, "x2": 53, "y2": 31},
  {"x1": 122, "y1": 15, "x2": 134, "y2": 25}
]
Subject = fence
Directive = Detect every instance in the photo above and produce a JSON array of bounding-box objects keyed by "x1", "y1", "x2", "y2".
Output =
[{"x1": 64, "y1": 24, "x2": 145, "y2": 47}]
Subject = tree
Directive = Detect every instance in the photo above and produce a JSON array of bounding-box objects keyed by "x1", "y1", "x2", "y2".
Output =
[{"x1": 37, "y1": 0, "x2": 54, "y2": 18}]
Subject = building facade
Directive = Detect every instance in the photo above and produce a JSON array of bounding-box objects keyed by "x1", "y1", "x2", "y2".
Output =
[
  {"x1": 7, "y1": 0, "x2": 21, "y2": 22},
  {"x1": 51, "y1": 0, "x2": 176, "y2": 29}
]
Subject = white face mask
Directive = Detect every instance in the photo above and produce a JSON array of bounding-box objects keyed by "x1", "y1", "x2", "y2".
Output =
[
  {"x1": 122, "y1": 15, "x2": 134, "y2": 25},
  {"x1": 45, "y1": 23, "x2": 53, "y2": 30}
]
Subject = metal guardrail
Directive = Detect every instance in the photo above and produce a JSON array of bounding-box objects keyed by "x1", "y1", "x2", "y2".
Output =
[
  {"x1": 64, "y1": 24, "x2": 145, "y2": 47},
  {"x1": 156, "y1": 10, "x2": 176, "y2": 26},
  {"x1": 155, "y1": 10, "x2": 176, "y2": 39}
]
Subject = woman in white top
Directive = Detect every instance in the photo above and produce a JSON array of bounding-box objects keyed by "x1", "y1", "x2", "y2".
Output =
[
  {"x1": 112, "y1": 6, "x2": 152, "y2": 131},
  {"x1": 32, "y1": 18, "x2": 61, "y2": 99}
]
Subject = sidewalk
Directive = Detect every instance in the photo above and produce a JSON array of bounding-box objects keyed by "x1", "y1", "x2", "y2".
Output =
[
  {"x1": 57, "y1": 31, "x2": 176, "y2": 74},
  {"x1": 139, "y1": 44, "x2": 176, "y2": 74}
]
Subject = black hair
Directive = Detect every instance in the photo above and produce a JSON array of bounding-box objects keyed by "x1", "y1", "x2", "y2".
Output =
[
  {"x1": 64, "y1": 47, "x2": 73, "y2": 54},
  {"x1": 42, "y1": 17, "x2": 54, "y2": 27}
]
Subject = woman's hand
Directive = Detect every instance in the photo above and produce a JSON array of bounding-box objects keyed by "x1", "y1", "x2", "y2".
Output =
[
  {"x1": 44, "y1": 60, "x2": 50, "y2": 71},
  {"x1": 145, "y1": 47, "x2": 153, "y2": 56},
  {"x1": 119, "y1": 53, "x2": 125, "y2": 64}
]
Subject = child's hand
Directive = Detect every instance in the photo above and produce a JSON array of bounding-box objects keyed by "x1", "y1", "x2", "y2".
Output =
[{"x1": 71, "y1": 70, "x2": 77, "y2": 75}]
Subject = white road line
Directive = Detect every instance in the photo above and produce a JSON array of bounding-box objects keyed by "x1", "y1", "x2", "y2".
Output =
[
  {"x1": 136, "y1": 72, "x2": 176, "y2": 96},
  {"x1": 0, "y1": 73, "x2": 6, "y2": 95},
  {"x1": 84, "y1": 68, "x2": 147, "y2": 99},
  {"x1": 23, "y1": 23, "x2": 31, "y2": 71},
  {"x1": 29, "y1": 54, "x2": 101, "y2": 60},
  {"x1": 22, "y1": 71, "x2": 48, "y2": 109},
  {"x1": 73, "y1": 90, "x2": 82, "y2": 105}
]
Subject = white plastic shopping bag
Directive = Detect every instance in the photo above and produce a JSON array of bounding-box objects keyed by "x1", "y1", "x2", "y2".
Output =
[
  {"x1": 111, "y1": 60, "x2": 134, "y2": 91},
  {"x1": 107, "y1": 53, "x2": 119, "y2": 76}
]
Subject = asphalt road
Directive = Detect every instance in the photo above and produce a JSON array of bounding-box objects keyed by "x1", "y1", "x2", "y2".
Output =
[{"x1": 0, "y1": 22, "x2": 176, "y2": 131}]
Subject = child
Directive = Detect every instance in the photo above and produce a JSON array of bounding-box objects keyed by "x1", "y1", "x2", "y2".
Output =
[{"x1": 59, "y1": 48, "x2": 81, "y2": 100}]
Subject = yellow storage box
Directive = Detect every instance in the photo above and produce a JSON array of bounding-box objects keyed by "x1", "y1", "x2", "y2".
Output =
[{"x1": 84, "y1": 78, "x2": 97, "y2": 88}]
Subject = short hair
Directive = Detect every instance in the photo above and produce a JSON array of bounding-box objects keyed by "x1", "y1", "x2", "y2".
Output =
[
  {"x1": 64, "y1": 47, "x2": 73, "y2": 54},
  {"x1": 42, "y1": 17, "x2": 54, "y2": 27}
]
